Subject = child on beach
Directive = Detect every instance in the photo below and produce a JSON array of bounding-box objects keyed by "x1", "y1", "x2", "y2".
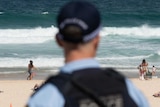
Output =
[
  {"x1": 152, "y1": 65, "x2": 156, "y2": 76},
  {"x1": 138, "y1": 64, "x2": 145, "y2": 80}
]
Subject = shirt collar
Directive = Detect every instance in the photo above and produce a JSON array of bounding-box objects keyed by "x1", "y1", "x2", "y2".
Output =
[{"x1": 60, "y1": 58, "x2": 100, "y2": 73}]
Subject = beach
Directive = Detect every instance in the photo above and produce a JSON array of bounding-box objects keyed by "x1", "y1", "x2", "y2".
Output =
[
  {"x1": 0, "y1": 80, "x2": 44, "y2": 107},
  {"x1": 131, "y1": 78, "x2": 160, "y2": 107},
  {"x1": 0, "y1": 72, "x2": 54, "y2": 107},
  {"x1": 0, "y1": 71, "x2": 159, "y2": 107},
  {"x1": 0, "y1": 0, "x2": 160, "y2": 107}
]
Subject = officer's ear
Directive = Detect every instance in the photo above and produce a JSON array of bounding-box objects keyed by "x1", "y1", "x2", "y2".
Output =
[
  {"x1": 93, "y1": 34, "x2": 100, "y2": 50},
  {"x1": 55, "y1": 33, "x2": 63, "y2": 47}
]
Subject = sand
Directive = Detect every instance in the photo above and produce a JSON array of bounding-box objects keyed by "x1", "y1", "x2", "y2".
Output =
[
  {"x1": 0, "y1": 80, "x2": 44, "y2": 107},
  {"x1": 0, "y1": 73, "x2": 160, "y2": 107},
  {"x1": 131, "y1": 78, "x2": 160, "y2": 107}
]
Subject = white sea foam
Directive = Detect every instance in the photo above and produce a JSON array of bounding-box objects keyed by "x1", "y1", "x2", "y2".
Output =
[
  {"x1": 0, "y1": 12, "x2": 4, "y2": 14},
  {"x1": 0, "y1": 26, "x2": 58, "y2": 44},
  {"x1": 101, "y1": 24, "x2": 160, "y2": 38},
  {"x1": 0, "y1": 24, "x2": 160, "y2": 44},
  {"x1": 157, "y1": 51, "x2": 160, "y2": 56},
  {"x1": 0, "y1": 57, "x2": 64, "y2": 67},
  {"x1": 96, "y1": 54, "x2": 153, "y2": 60},
  {"x1": 41, "y1": 12, "x2": 49, "y2": 14},
  {"x1": 0, "y1": 24, "x2": 160, "y2": 70}
]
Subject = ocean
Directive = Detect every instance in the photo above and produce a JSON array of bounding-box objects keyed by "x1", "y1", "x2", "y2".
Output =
[{"x1": 0, "y1": 0, "x2": 160, "y2": 74}]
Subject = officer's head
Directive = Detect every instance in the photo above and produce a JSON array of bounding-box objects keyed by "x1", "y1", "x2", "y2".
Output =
[{"x1": 56, "y1": 1, "x2": 101, "y2": 44}]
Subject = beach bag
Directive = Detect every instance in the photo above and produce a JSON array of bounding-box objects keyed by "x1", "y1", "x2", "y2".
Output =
[{"x1": 40, "y1": 68, "x2": 138, "y2": 107}]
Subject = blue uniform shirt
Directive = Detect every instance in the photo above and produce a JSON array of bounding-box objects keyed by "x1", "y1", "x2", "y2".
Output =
[{"x1": 27, "y1": 58, "x2": 149, "y2": 107}]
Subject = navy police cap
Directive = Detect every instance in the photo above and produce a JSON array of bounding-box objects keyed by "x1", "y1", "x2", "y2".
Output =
[{"x1": 57, "y1": 1, "x2": 101, "y2": 43}]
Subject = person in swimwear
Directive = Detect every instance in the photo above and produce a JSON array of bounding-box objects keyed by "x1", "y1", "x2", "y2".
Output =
[
  {"x1": 27, "y1": 60, "x2": 37, "y2": 80},
  {"x1": 141, "y1": 59, "x2": 148, "y2": 76}
]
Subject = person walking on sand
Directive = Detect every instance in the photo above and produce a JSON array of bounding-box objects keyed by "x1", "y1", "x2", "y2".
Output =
[
  {"x1": 27, "y1": 60, "x2": 37, "y2": 80},
  {"x1": 26, "y1": 1, "x2": 149, "y2": 107},
  {"x1": 141, "y1": 59, "x2": 148, "y2": 76}
]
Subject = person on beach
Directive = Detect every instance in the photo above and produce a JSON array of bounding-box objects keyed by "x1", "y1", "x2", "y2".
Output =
[
  {"x1": 32, "y1": 84, "x2": 40, "y2": 91},
  {"x1": 26, "y1": 1, "x2": 149, "y2": 107},
  {"x1": 152, "y1": 65, "x2": 156, "y2": 75},
  {"x1": 141, "y1": 59, "x2": 148, "y2": 75},
  {"x1": 138, "y1": 64, "x2": 144, "y2": 80},
  {"x1": 153, "y1": 91, "x2": 160, "y2": 97},
  {"x1": 27, "y1": 60, "x2": 37, "y2": 80}
]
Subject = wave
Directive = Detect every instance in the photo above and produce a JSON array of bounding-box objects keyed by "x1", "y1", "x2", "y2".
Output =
[
  {"x1": 0, "y1": 12, "x2": 4, "y2": 14},
  {"x1": 0, "y1": 57, "x2": 64, "y2": 67},
  {"x1": 96, "y1": 54, "x2": 153, "y2": 60},
  {"x1": 149, "y1": 51, "x2": 160, "y2": 59},
  {"x1": 157, "y1": 51, "x2": 160, "y2": 56},
  {"x1": 0, "y1": 53, "x2": 159, "y2": 71},
  {"x1": 0, "y1": 26, "x2": 58, "y2": 44},
  {"x1": 0, "y1": 52, "x2": 19, "y2": 57},
  {"x1": 101, "y1": 24, "x2": 160, "y2": 38},
  {"x1": 0, "y1": 53, "x2": 156, "y2": 67},
  {"x1": 97, "y1": 50, "x2": 160, "y2": 61},
  {"x1": 41, "y1": 12, "x2": 49, "y2": 15},
  {"x1": 1, "y1": 24, "x2": 160, "y2": 44}
]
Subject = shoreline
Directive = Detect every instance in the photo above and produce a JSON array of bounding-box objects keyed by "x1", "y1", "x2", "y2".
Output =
[
  {"x1": 0, "y1": 70, "x2": 59, "y2": 80},
  {"x1": 0, "y1": 69, "x2": 159, "y2": 80},
  {"x1": 0, "y1": 66, "x2": 158, "y2": 80}
]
